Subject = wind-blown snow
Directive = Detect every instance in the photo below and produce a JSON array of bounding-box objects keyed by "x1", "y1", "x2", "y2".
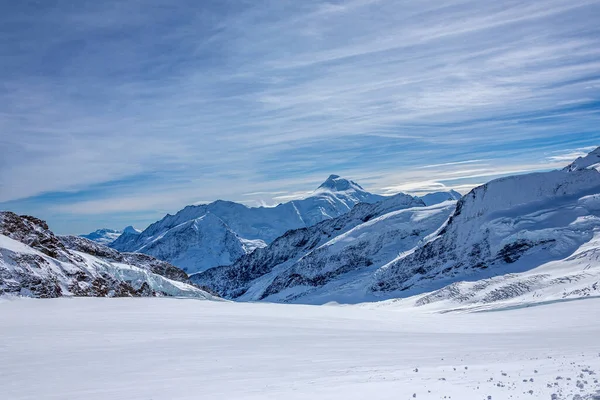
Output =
[{"x1": 0, "y1": 297, "x2": 598, "y2": 400}]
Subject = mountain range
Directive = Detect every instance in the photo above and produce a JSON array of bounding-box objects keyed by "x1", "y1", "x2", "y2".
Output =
[
  {"x1": 191, "y1": 147, "x2": 600, "y2": 307},
  {"x1": 107, "y1": 175, "x2": 390, "y2": 273},
  {"x1": 80, "y1": 226, "x2": 141, "y2": 245},
  {"x1": 3, "y1": 148, "x2": 600, "y2": 310}
]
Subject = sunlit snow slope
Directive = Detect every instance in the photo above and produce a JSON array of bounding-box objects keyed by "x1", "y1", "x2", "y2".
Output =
[{"x1": 0, "y1": 297, "x2": 598, "y2": 400}]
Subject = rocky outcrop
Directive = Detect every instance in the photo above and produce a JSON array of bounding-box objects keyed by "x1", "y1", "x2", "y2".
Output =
[{"x1": 0, "y1": 212, "x2": 215, "y2": 299}]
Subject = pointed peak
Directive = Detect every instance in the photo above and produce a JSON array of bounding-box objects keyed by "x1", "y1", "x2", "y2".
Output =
[
  {"x1": 122, "y1": 225, "x2": 141, "y2": 234},
  {"x1": 317, "y1": 175, "x2": 365, "y2": 192},
  {"x1": 564, "y1": 146, "x2": 600, "y2": 172}
]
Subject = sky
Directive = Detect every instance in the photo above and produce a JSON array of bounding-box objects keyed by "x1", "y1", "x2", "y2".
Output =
[{"x1": 1, "y1": 0, "x2": 600, "y2": 235}]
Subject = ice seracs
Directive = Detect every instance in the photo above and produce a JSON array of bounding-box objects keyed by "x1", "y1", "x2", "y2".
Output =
[{"x1": 110, "y1": 175, "x2": 385, "y2": 273}]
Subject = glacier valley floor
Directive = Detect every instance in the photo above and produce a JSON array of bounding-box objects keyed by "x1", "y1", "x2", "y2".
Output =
[{"x1": 1, "y1": 297, "x2": 599, "y2": 400}]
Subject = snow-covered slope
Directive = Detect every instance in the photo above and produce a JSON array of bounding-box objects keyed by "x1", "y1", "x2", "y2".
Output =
[
  {"x1": 370, "y1": 158, "x2": 600, "y2": 306},
  {"x1": 0, "y1": 212, "x2": 216, "y2": 299},
  {"x1": 253, "y1": 201, "x2": 455, "y2": 304},
  {"x1": 419, "y1": 190, "x2": 462, "y2": 206},
  {"x1": 111, "y1": 175, "x2": 385, "y2": 273},
  {"x1": 564, "y1": 147, "x2": 600, "y2": 172},
  {"x1": 404, "y1": 229, "x2": 600, "y2": 312},
  {"x1": 190, "y1": 193, "x2": 427, "y2": 299},
  {"x1": 133, "y1": 213, "x2": 250, "y2": 274},
  {"x1": 109, "y1": 225, "x2": 142, "y2": 252}
]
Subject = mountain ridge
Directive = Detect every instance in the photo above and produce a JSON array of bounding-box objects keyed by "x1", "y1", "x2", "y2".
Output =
[
  {"x1": 0, "y1": 211, "x2": 216, "y2": 299},
  {"x1": 109, "y1": 175, "x2": 388, "y2": 273},
  {"x1": 194, "y1": 147, "x2": 600, "y2": 306}
]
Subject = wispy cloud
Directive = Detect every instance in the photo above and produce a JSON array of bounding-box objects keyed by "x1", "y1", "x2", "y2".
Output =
[{"x1": 1, "y1": 0, "x2": 599, "y2": 233}]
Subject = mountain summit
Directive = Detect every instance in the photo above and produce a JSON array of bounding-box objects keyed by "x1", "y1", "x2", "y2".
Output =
[
  {"x1": 122, "y1": 226, "x2": 141, "y2": 234},
  {"x1": 564, "y1": 146, "x2": 600, "y2": 172},
  {"x1": 317, "y1": 175, "x2": 365, "y2": 192}
]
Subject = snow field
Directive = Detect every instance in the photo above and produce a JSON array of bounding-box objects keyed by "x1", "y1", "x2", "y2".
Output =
[{"x1": 1, "y1": 297, "x2": 599, "y2": 400}]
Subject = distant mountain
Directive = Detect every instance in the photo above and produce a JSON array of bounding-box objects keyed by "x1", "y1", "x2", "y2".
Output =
[
  {"x1": 110, "y1": 175, "x2": 386, "y2": 273},
  {"x1": 0, "y1": 212, "x2": 216, "y2": 299},
  {"x1": 419, "y1": 190, "x2": 462, "y2": 206},
  {"x1": 81, "y1": 226, "x2": 141, "y2": 245},
  {"x1": 195, "y1": 147, "x2": 600, "y2": 306},
  {"x1": 81, "y1": 228, "x2": 121, "y2": 245}
]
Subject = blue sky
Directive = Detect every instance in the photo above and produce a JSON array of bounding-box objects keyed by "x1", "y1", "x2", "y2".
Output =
[{"x1": 1, "y1": 0, "x2": 600, "y2": 234}]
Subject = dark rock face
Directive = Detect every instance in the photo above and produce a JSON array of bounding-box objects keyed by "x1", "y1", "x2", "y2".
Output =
[
  {"x1": 0, "y1": 212, "x2": 69, "y2": 260},
  {"x1": 0, "y1": 212, "x2": 199, "y2": 299}
]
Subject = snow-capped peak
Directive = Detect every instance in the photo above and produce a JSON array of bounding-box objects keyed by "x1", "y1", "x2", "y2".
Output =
[
  {"x1": 419, "y1": 190, "x2": 462, "y2": 206},
  {"x1": 564, "y1": 146, "x2": 600, "y2": 172},
  {"x1": 123, "y1": 225, "x2": 141, "y2": 234},
  {"x1": 80, "y1": 228, "x2": 123, "y2": 245},
  {"x1": 317, "y1": 174, "x2": 365, "y2": 193}
]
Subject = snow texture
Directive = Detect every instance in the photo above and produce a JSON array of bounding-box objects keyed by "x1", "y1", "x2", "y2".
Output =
[{"x1": 0, "y1": 296, "x2": 598, "y2": 400}]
